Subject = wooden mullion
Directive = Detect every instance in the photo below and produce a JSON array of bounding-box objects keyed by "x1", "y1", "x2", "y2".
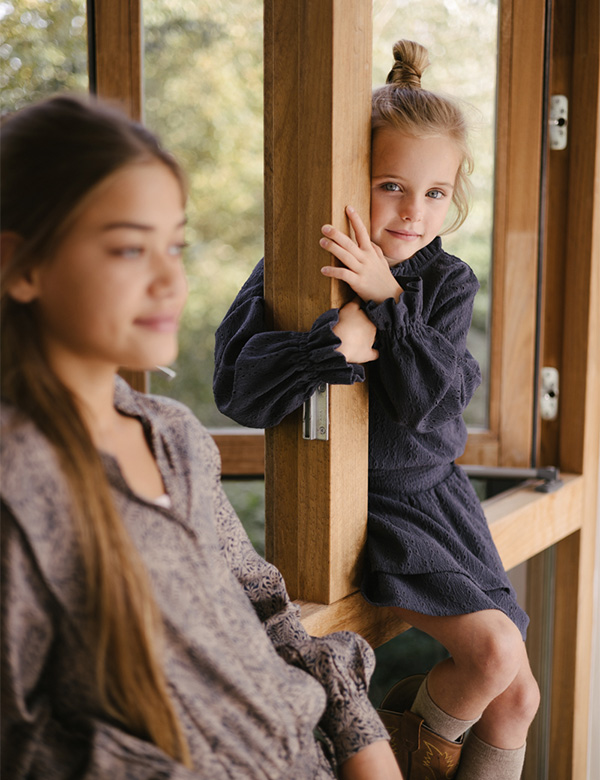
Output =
[
  {"x1": 264, "y1": 0, "x2": 372, "y2": 603},
  {"x1": 92, "y1": 0, "x2": 142, "y2": 120},
  {"x1": 91, "y1": 0, "x2": 146, "y2": 392},
  {"x1": 495, "y1": 0, "x2": 547, "y2": 467}
]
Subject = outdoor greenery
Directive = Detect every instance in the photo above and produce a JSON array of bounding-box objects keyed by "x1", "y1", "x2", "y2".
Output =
[{"x1": 1, "y1": 0, "x2": 88, "y2": 109}]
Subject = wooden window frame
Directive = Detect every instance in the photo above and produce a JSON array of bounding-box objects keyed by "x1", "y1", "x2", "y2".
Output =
[
  {"x1": 91, "y1": 0, "x2": 599, "y2": 776},
  {"x1": 215, "y1": 0, "x2": 550, "y2": 477}
]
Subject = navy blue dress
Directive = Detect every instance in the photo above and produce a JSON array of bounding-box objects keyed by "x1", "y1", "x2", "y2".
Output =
[{"x1": 213, "y1": 238, "x2": 529, "y2": 639}]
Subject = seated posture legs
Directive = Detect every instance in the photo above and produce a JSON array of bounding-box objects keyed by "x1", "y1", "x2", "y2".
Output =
[{"x1": 388, "y1": 607, "x2": 540, "y2": 780}]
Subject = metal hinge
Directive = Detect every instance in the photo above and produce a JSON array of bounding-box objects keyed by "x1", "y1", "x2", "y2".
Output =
[
  {"x1": 302, "y1": 383, "x2": 329, "y2": 440},
  {"x1": 549, "y1": 95, "x2": 568, "y2": 150},
  {"x1": 540, "y1": 366, "x2": 559, "y2": 421}
]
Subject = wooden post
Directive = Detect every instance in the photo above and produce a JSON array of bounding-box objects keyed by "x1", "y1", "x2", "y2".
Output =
[
  {"x1": 91, "y1": 0, "x2": 142, "y2": 121},
  {"x1": 90, "y1": 0, "x2": 147, "y2": 393},
  {"x1": 264, "y1": 0, "x2": 372, "y2": 603}
]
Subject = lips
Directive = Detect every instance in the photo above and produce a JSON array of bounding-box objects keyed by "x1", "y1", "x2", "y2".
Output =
[
  {"x1": 134, "y1": 315, "x2": 179, "y2": 332},
  {"x1": 386, "y1": 228, "x2": 421, "y2": 240}
]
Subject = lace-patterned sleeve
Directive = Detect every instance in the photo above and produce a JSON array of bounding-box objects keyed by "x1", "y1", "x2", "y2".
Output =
[
  {"x1": 0, "y1": 506, "x2": 201, "y2": 780},
  {"x1": 213, "y1": 259, "x2": 365, "y2": 428},
  {"x1": 206, "y1": 438, "x2": 389, "y2": 764},
  {"x1": 365, "y1": 264, "x2": 481, "y2": 432}
]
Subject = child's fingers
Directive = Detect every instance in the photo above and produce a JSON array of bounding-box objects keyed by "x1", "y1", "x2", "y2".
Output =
[
  {"x1": 321, "y1": 224, "x2": 360, "y2": 253},
  {"x1": 320, "y1": 264, "x2": 360, "y2": 287},
  {"x1": 345, "y1": 206, "x2": 371, "y2": 248},
  {"x1": 319, "y1": 236, "x2": 362, "y2": 271}
]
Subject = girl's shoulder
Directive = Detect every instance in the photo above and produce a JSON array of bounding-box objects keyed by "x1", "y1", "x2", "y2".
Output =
[{"x1": 423, "y1": 242, "x2": 481, "y2": 298}]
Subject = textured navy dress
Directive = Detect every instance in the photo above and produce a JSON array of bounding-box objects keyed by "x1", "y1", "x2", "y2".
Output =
[{"x1": 213, "y1": 238, "x2": 529, "y2": 639}]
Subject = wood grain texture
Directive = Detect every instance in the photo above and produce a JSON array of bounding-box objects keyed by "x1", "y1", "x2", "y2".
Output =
[
  {"x1": 494, "y1": 0, "x2": 547, "y2": 468},
  {"x1": 211, "y1": 431, "x2": 265, "y2": 477},
  {"x1": 92, "y1": 0, "x2": 146, "y2": 392},
  {"x1": 263, "y1": 0, "x2": 372, "y2": 603},
  {"x1": 550, "y1": 0, "x2": 600, "y2": 772},
  {"x1": 93, "y1": 0, "x2": 142, "y2": 119}
]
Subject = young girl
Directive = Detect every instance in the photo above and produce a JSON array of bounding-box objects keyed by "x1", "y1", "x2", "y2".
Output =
[
  {"x1": 0, "y1": 95, "x2": 402, "y2": 780},
  {"x1": 214, "y1": 40, "x2": 540, "y2": 779}
]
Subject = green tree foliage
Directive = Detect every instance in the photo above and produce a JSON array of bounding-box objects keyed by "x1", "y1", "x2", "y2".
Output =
[
  {"x1": 143, "y1": 0, "x2": 265, "y2": 425},
  {"x1": 1, "y1": 0, "x2": 88, "y2": 111}
]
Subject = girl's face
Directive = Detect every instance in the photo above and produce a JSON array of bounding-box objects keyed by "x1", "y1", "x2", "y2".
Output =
[
  {"x1": 370, "y1": 128, "x2": 462, "y2": 265},
  {"x1": 20, "y1": 162, "x2": 188, "y2": 378}
]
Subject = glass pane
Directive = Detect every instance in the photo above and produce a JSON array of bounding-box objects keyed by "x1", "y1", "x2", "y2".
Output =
[
  {"x1": 146, "y1": 0, "x2": 496, "y2": 432},
  {"x1": 1, "y1": 0, "x2": 88, "y2": 112},
  {"x1": 373, "y1": 0, "x2": 498, "y2": 428},
  {"x1": 144, "y1": 0, "x2": 264, "y2": 427}
]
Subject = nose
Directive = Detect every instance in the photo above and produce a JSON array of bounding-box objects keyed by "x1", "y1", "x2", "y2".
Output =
[
  {"x1": 400, "y1": 196, "x2": 422, "y2": 223},
  {"x1": 150, "y1": 249, "x2": 187, "y2": 298}
]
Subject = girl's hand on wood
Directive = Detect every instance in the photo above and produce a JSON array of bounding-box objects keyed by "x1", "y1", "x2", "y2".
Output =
[
  {"x1": 332, "y1": 298, "x2": 378, "y2": 365},
  {"x1": 320, "y1": 206, "x2": 403, "y2": 304}
]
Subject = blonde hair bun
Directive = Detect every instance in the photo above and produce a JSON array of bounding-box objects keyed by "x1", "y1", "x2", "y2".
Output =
[{"x1": 386, "y1": 39, "x2": 430, "y2": 90}]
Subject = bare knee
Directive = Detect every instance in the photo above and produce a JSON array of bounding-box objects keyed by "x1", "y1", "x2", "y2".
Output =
[
  {"x1": 504, "y1": 667, "x2": 540, "y2": 725},
  {"x1": 456, "y1": 614, "x2": 525, "y2": 697},
  {"x1": 480, "y1": 661, "x2": 541, "y2": 738}
]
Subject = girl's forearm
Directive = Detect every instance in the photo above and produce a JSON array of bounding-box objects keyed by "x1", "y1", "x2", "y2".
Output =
[{"x1": 339, "y1": 740, "x2": 403, "y2": 780}]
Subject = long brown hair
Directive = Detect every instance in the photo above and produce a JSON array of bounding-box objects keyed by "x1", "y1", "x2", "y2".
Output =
[
  {"x1": 372, "y1": 39, "x2": 473, "y2": 233},
  {"x1": 1, "y1": 95, "x2": 191, "y2": 766}
]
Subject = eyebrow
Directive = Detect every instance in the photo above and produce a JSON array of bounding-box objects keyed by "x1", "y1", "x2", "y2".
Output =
[{"x1": 101, "y1": 218, "x2": 187, "y2": 232}]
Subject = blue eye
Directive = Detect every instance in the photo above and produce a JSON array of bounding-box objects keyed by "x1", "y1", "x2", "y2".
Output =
[
  {"x1": 382, "y1": 182, "x2": 401, "y2": 192},
  {"x1": 427, "y1": 190, "x2": 445, "y2": 200},
  {"x1": 113, "y1": 246, "x2": 143, "y2": 259}
]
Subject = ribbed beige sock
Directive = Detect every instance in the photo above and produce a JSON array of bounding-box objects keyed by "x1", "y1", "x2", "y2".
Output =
[
  {"x1": 411, "y1": 676, "x2": 480, "y2": 742},
  {"x1": 456, "y1": 731, "x2": 526, "y2": 779}
]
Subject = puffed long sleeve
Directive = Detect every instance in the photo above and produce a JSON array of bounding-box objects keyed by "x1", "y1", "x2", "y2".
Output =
[
  {"x1": 366, "y1": 266, "x2": 481, "y2": 433},
  {"x1": 209, "y1": 438, "x2": 389, "y2": 765},
  {"x1": 213, "y1": 259, "x2": 364, "y2": 428}
]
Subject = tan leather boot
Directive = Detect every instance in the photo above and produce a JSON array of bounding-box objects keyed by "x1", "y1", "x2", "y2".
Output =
[{"x1": 378, "y1": 676, "x2": 463, "y2": 779}]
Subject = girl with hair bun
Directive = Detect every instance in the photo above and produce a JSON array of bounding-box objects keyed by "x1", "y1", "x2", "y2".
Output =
[
  {"x1": 214, "y1": 39, "x2": 539, "y2": 780},
  {"x1": 1, "y1": 95, "x2": 401, "y2": 779}
]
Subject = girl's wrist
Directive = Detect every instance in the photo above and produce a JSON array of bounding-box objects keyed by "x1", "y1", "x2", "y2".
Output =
[{"x1": 370, "y1": 280, "x2": 403, "y2": 305}]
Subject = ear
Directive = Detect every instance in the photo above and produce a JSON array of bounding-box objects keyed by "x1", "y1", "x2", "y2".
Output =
[{"x1": 1, "y1": 232, "x2": 41, "y2": 304}]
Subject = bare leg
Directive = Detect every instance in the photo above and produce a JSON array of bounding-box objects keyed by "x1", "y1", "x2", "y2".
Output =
[{"x1": 392, "y1": 607, "x2": 540, "y2": 749}]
